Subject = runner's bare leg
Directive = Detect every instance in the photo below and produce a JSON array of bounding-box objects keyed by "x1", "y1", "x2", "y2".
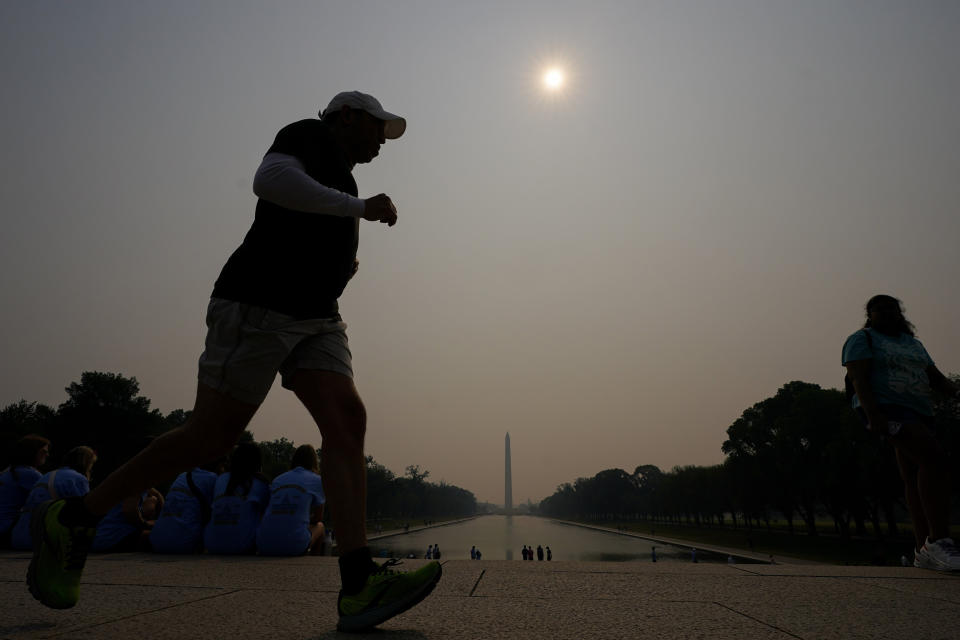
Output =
[
  {"x1": 82, "y1": 383, "x2": 258, "y2": 516},
  {"x1": 290, "y1": 370, "x2": 367, "y2": 553}
]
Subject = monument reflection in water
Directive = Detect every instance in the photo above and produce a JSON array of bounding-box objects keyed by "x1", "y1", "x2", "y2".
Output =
[{"x1": 370, "y1": 515, "x2": 727, "y2": 563}]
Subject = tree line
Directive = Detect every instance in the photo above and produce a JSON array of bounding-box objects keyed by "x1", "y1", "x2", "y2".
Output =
[
  {"x1": 0, "y1": 371, "x2": 475, "y2": 521},
  {"x1": 539, "y1": 379, "x2": 960, "y2": 541}
]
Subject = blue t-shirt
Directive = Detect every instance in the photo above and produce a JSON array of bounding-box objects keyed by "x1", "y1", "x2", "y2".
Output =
[
  {"x1": 0, "y1": 466, "x2": 42, "y2": 535},
  {"x1": 204, "y1": 473, "x2": 269, "y2": 554},
  {"x1": 256, "y1": 467, "x2": 325, "y2": 556},
  {"x1": 91, "y1": 493, "x2": 149, "y2": 552},
  {"x1": 9, "y1": 468, "x2": 90, "y2": 550},
  {"x1": 150, "y1": 469, "x2": 218, "y2": 554},
  {"x1": 842, "y1": 329, "x2": 935, "y2": 416}
]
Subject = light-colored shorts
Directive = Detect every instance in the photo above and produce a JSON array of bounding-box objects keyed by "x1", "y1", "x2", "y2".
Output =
[{"x1": 197, "y1": 298, "x2": 353, "y2": 405}]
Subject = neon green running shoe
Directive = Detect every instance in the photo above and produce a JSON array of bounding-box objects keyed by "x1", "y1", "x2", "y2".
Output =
[
  {"x1": 26, "y1": 499, "x2": 96, "y2": 609},
  {"x1": 337, "y1": 558, "x2": 442, "y2": 632}
]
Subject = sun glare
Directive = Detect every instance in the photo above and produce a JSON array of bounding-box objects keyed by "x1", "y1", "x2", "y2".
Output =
[
  {"x1": 543, "y1": 68, "x2": 565, "y2": 91},
  {"x1": 530, "y1": 55, "x2": 574, "y2": 104}
]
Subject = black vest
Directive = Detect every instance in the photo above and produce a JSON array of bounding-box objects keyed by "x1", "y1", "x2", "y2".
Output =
[{"x1": 212, "y1": 121, "x2": 359, "y2": 318}]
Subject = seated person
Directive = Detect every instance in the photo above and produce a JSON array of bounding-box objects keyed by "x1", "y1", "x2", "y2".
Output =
[
  {"x1": 256, "y1": 444, "x2": 326, "y2": 556},
  {"x1": 91, "y1": 489, "x2": 163, "y2": 552},
  {"x1": 0, "y1": 435, "x2": 50, "y2": 546},
  {"x1": 150, "y1": 457, "x2": 226, "y2": 554},
  {"x1": 204, "y1": 443, "x2": 269, "y2": 554},
  {"x1": 10, "y1": 446, "x2": 96, "y2": 550}
]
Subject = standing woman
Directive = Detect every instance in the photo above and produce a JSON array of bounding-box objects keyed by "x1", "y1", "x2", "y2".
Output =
[
  {"x1": 0, "y1": 435, "x2": 50, "y2": 546},
  {"x1": 843, "y1": 294, "x2": 960, "y2": 570},
  {"x1": 204, "y1": 443, "x2": 269, "y2": 554}
]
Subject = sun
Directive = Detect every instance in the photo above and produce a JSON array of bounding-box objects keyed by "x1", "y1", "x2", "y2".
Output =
[
  {"x1": 543, "y1": 67, "x2": 565, "y2": 91},
  {"x1": 529, "y1": 55, "x2": 575, "y2": 103}
]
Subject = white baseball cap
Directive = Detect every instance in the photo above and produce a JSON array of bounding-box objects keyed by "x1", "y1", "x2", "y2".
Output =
[{"x1": 320, "y1": 91, "x2": 406, "y2": 139}]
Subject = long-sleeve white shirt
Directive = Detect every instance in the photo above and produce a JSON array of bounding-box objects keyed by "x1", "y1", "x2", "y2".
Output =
[{"x1": 252, "y1": 152, "x2": 365, "y2": 218}]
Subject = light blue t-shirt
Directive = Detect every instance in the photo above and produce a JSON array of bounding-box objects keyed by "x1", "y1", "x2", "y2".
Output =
[
  {"x1": 9, "y1": 468, "x2": 90, "y2": 550},
  {"x1": 0, "y1": 466, "x2": 42, "y2": 535},
  {"x1": 256, "y1": 467, "x2": 325, "y2": 556},
  {"x1": 92, "y1": 493, "x2": 149, "y2": 552},
  {"x1": 150, "y1": 469, "x2": 218, "y2": 554},
  {"x1": 204, "y1": 473, "x2": 269, "y2": 555},
  {"x1": 842, "y1": 328, "x2": 935, "y2": 416}
]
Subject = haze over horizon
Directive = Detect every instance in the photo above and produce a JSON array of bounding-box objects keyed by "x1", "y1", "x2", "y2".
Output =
[{"x1": 2, "y1": 2, "x2": 958, "y2": 505}]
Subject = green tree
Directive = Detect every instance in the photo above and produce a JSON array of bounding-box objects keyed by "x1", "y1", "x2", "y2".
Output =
[
  {"x1": 632, "y1": 464, "x2": 664, "y2": 521},
  {"x1": 164, "y1": 409, "x2": 190, "y2": 426},
  {"x1": 0, "y1": 400, "x2": 56, "y2": 469},
  {"x1": 721, "y1": 380, "x2": 896, "y2": 539},
  {"x1": 933, "y1": 374, "x2": 960, "y2": 506},
  {"x1": 366, "y1": 456, "x2": 397, "y2": 521},
  {"x1": 405, "y1": 464, "x2": 430, "y2": 483},
  {"x1": 52, "y1": 372, "x2": 168, "y2": 485},
  {"x1": 363, "y1": 458, "x2": 475, "y2": 521},
  {"x1": 258, "y1": 437, "x2": 298, "y2": 479}
]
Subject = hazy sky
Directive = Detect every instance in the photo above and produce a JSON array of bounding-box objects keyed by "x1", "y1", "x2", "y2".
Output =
[{"x1": 2, "y1": 1, "x2": 958, "y2": 504}]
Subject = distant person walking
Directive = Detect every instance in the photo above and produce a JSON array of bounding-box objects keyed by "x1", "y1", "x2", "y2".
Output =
[
  {"x1": 546, "y1": 546, "x2": 552, "y2": 561},
  {"x1": 25, "y1": 91, "x2": 441, "y2": 629},
  {"x1": 470, "y1": 545, "x2": 476, "y2": 560},
  {"x1": 651, "y1": 546, "x2": 657, "y2": 562},
  {"x1": 537, "y1": 545, "x2": 544, "y2": 561},
  {"x1": 843, "y1": 294, "x2": 960, "y2": 571},
  {"x1": 521, "y1": 545, "x2": 528, "y2": 560}
]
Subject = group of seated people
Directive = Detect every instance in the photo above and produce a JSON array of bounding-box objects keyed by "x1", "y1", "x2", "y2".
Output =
[{"x1": 0, "y1": 435, "x2": 327, "y2": 557}]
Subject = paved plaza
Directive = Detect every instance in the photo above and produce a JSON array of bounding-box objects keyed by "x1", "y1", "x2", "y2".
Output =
[{"x1": 2, "y1": 550, "x2": 959, "y2": 639}]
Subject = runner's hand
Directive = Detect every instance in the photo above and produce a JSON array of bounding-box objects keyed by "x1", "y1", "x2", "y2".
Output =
[{"x1": 362, "y1": 194, "x2": 398, "y2": 226}]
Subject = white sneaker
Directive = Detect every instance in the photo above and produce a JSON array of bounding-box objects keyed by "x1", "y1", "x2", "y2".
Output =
[{"x1": 919, "y1": 538, "x2": 960, "y2": 571}]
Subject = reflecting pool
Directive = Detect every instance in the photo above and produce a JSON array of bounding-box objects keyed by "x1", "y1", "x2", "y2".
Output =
[{"x1": 370, "y1": 515, "x2": 733, "y2": 562}]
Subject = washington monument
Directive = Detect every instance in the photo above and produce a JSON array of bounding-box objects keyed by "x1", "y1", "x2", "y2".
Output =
[{"x1": 505, "y1": 432, "x2": 513, "y2": 514}]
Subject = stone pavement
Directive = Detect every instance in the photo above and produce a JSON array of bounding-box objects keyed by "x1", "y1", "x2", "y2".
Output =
[{"x1": 2, "y1": 551, "x2": 958, "y2": 639}]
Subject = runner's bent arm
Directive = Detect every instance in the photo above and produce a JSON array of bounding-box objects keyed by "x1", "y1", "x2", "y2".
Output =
[
  {"x1": 253, "y1": 152, "x2": 365, "y2": 217},
  {"x1": 253, "y1": 153, "x2": 398, "y2": 225}
]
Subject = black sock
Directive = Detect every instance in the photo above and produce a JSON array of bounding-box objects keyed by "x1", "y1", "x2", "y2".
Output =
[
  {"x1": 58, "y1": 496, "x2": 102, "y2": 528},
  {"x1": 339, "y1": 546, "x2": 374, "y2": 595}
]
